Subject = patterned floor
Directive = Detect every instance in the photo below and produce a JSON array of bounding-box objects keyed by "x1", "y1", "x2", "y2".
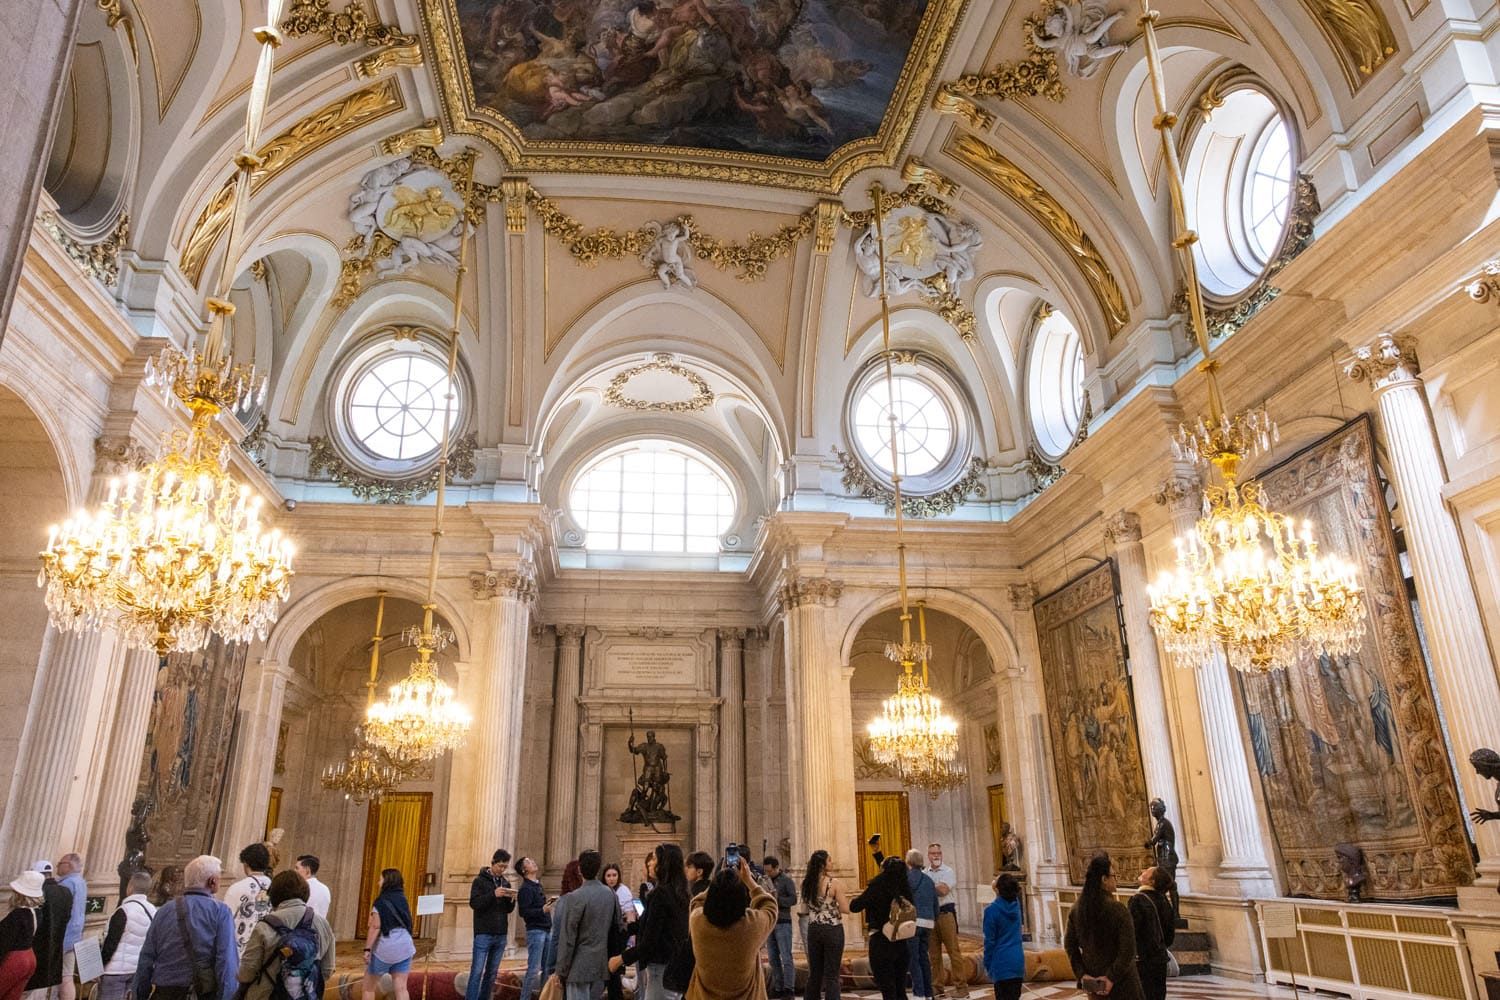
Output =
[{"x1": 842, "y1": 978, "x2": 1305, "y2": 999}]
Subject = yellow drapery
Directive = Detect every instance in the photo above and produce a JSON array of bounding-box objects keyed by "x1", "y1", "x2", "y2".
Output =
[
  {"x1": 987, "y1": 784, "x2": 1008, "y2": 873},
  {"x1": 359, "y1": 792, "x2": 432, "y2": 929},
  {"x1": 264, "y1": 787, "x2": 282, "y2": 840},
  {"x1": 855, "y1": 792, "x2": 910, "y2": 887}
]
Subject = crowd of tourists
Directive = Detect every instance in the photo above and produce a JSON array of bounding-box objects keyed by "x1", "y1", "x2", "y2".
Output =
[{"x1": 1, "y1": 843, "x2": 1173, "y2": 1000}]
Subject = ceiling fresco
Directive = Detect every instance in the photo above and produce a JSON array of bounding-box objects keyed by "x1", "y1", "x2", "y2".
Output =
[{"x1": 424, "y1": 0, "x2": 962, "y2": 190}]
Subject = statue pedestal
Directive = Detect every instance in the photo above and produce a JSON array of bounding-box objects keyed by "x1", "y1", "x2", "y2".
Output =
[{"x1": 620, "y1": 831, "x2": 682, "y2": 896}]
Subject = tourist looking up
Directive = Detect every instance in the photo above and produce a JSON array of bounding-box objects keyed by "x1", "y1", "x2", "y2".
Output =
[
  {"x1": 133, "y1": 854, "x2": 239, "y2": 1000},
  {"x1": 685, "y1": 859, "x2": 776, "y2": 1000},
  {"x1": 236, "y1": 871, "x2": 334, "y2": 1000},
  {"x1": 516, "y1": 857, "x2": 549, "y2": 1000},
  {"x1": 223, "y1": 844, "x2": 272, "y2": 955},
  {"x1": 849, "y1": 857, "x2": 912, "y2": 1000},
  {"x1": 466, "y1": 849, "x2": 515, "y2": 1000},
  {"x1": 26, "y1": 860, "x2": 69, "y2": 1000},
  {"x1": 982, "y1": 875, "x2": 1024, "y2": 1000},
  {"x1": 98, "y1": 872, "x2": 156, "y2": 1000},
  {"x1": 1, "y1": 871, "x2": 44, "y2": 1000},
  {"x1": 555, "y1": 851, "x2": 619, "y2": 1000},
  {"x1": 363, "y1": 870, "x2": 415, "y2": 1000},
  {"x1": 1128, "y1": 868, "x2": 1169, "y2": 1000},
  {"x1": 798, "y1": 851, "x2": 847, "y2": 1000},
  {"x1": 923, "y1": 845, "x2": 959, "y2": 996},
  {"x1": 904, "y1": 850, "x2": 936, "y2": 1000},
  {"x1": 759, "y1": 858, "x2": 796, "y2": 1000},
  {"x1": 1064, "y1": 854, "x2": 1142, "y2": 1000},
  {"x1": 293, "y1": 857, "x2": 330, "y2": 921}
]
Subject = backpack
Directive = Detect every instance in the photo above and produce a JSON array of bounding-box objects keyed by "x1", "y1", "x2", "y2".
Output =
[
  {"x1": 264, "y1": 909, "x2": 325, "y2": 1000},
  {"x1": 883, "y1": 895, "x2": 917, "y2": 941}
]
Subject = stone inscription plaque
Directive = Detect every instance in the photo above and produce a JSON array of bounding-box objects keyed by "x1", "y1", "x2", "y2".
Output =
[{"x1": 604, "y1": 643, "x2": 698, "y2": 687}]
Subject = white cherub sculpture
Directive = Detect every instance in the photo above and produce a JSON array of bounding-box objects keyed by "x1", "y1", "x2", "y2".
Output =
[
  {"x1": 1033, "y1": 1, "x2": 1127, "y2": 79},
  {"x1": 642, "y1": 218, "x2": 698, "y2": 289}
]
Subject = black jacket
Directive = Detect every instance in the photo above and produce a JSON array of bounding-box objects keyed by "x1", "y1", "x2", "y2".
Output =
[
  {"x1": 518, "y1": 879, "x2": 550, "y2": 932},
  {"x1": 849, "y1": 873, "x2": 911, "y2": 936},
  {"x1": 28, "y1": 879, "x2": 72, "y2": 989},
  {"x1": 469, "y1": 869, "x2": 516, "y2": 936},
  {"x1": 624, "y1": 883, "x2": 690, "y2": 984}
]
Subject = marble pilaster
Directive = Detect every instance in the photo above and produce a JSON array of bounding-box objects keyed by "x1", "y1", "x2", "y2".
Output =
[
  {"x1": 217, "y1": 657, "x2": 293, "y2": 860},
  {"x1": 86, "y1": 647, "x2": 157, "y2": 898},
  {"x1": 718, "y1": 629, "x2": 747, "y2": 843},
  {"x1": 1158, "y1": 475, "x2": 1278, "y2": 896},
  {"x1": 1103, "y1": 511, "x2": 1192, "y2": 892},
  {"x1": 1347, "y1": 333, "x2": 1500, "y2": 893},
  {"x1": 780, "y1": 577, "x2": 843, "y2": 870},
  {"x1": 545, "y1": 624, "x2": 584, "y2": 868},
  {"x1": 469, "y1": 569, "x2": 537, "y2": 853}
]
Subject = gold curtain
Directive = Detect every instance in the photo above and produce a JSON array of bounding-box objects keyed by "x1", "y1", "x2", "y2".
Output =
[
  {"x1": 264, "y1": 787, "x2": 282, "y2": 840},
  {"x1": 855, "y1": 792, "x2": 910, "y2": 887},
  {"x1": 987, "y1": 784, "x2": 1007, "y2": 873},
  {"x1": 359, "y1": 792, "x2": 433, "y2": 925}
]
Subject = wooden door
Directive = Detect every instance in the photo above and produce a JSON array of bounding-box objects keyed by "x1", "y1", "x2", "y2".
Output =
[
  {"x1": 855, "y1": 791, "x2": 910, "y2": 887},
  {"x1": 987, "y1": 783, "x2": 1008, "y2": 873},
  {"x1": 358, "y1": 792, "x2": 433, "y2": 935}
]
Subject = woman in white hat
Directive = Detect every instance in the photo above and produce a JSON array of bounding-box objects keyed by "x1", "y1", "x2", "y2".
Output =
[{"x1": 0, "y1": 870, "x2": 44, "y2": 1000}]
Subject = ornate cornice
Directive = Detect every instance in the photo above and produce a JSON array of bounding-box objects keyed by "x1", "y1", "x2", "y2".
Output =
[
  {"x1": 834, "y1": 449, "x2": 988, "y2": 518},
  {"x1": 181, "y1": 79, "x2": 403, "y2": 285},
  {"x1": 779, "y1": 577, "x2": 844, "y2": 610},
  {"x1": 947, "y1": 132, "x2": 1128, "y2": 337},
  {"x1": 470, "y1": 567, "x2": 537, "y2": 604},
  {"x1": 604, "y1": 354, "x2": 714, "y2": 413},
  {"x1": 1344, "y1": 333, "x2": 1419, "y2": 390},
  {"x1": 306, "y1": 430, "x2": 477, "y2": 504},
  {"x1": 1102, "y1": 511, "x2": 1141, "y2": 546},
  {"x1": 39, "y1": 211, "x2": 129, "y2": 288},
  {"x1": 280, "y1": 0, "x2": 418, "y2": 47}
]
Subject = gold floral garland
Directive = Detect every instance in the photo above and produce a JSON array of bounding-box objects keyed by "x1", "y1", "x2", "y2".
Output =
[
  {"x1": 307, "y1": 431, "x2": 478, "y2": 504},
  {"x1": 834, "y1": 449, "x2": 990, "y2": 518},
  {"x1": 603, "y1": 354, "x2": 715, "y2": 412}
]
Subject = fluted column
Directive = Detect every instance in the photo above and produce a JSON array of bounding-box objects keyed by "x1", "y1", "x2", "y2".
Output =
[
  {"x1": 217, "y1": 657, "x2": 293, "y2": 860},
  {"x1": 87, "y1": 647, "x2": 158, "y2": 898},
  {"x1": 1104, "y1": 512, "x2": 1192, "y2": 892},
  {"x1": 718, "y1": 629, "x2": 748, "y2": 843},
  {"x1": 546, "y1": 624, "x2": 585, "y2": 869},
  {"x1": 780, "y1": 577, "x2": 843, "y2": 869},
  {"x1": 1158, "y1": 475, "x2": 1278, "y2": 896},
  {"x1": 1347, "y1": 334, "x2": 1500, "y2": 891},
  {"x1": 470, "y1": 569, "x2": 537, "y2": 854},
  {"x1": 0, "y1": 627, "x2": 119, "y2": 878}
]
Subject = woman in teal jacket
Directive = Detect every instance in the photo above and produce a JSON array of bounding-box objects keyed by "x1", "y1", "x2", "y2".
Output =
[{"x1": 982, "y1": 874, "x2": 1025, "y2": 1000}]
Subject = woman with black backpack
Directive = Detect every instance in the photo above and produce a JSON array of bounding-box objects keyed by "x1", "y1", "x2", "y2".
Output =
[{"x1": 849, "y1": 857, "x2": 913, "y2": 1000}]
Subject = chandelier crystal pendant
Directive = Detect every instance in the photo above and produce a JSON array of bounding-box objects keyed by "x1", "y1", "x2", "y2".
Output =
[
  {"x1": 37, "y1": 3, "x2": 295, "y2": 656},
  {"x1": 1136, "y1": 0, "x2": 1365, "y2": 674},
  {"x1": 364, "y1": 154, "x2": 478, "y2": 765},
  {"x1": 323, "y1": 593, "x2": 409, "y2": 802},
  {"x1": 860, "y1": 187, "x2": 964, "y2": 795}
]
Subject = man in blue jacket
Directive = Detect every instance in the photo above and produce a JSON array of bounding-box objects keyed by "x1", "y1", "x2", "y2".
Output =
[
  {"x1": 57, "y1": 853, "x2": 87, "y2": 1000},
  {"x1": 905, "y1": 849, "x2": 937, "y2": 1000},
  {"x1": 133, "y1": 855, "x2": 239, "y2": 1000}
]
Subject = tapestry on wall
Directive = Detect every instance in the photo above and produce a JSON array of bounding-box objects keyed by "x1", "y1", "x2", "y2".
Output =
[
  {"x1": 1240, "y1": 415, "x2": 1473, "y2": 899},
  {"x1": 1036, "y1": 562, "x2": 1154, "y2": 884},
  {"x1": 129, "y1": 637, "x2": 249, "y2": 871}
]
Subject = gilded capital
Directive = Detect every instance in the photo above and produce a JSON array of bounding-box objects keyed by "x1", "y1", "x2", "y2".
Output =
[
  {"x1": 779, "y1": 576, "x2": 844, "y2": 609},
  {"x1": 1007, "y1": 583, "x2": 1036, "y2": 611},
  {"x1": 1344, "y1": 333, "x2": 1419, "y2": 390},
  {"x1": 1103, "y1": 511, "x2": 1142, "y2": 546}
]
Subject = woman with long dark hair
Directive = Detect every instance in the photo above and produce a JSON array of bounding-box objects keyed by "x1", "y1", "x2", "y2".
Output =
[
  {"x1": 849, "y1": 856, "x2": 912, "y2": 1000},
  {"x1": 1064, "y1": 854, "x2": 1142, "y2": 1000},
  {"x1": 799, "y1": 851, "x2": 848, "y2": 1000},
  {"x1": 626, "y1": 844, "x2": 690, "y2": 1000},
  {"x1": 363, "y1": 869, "x2": 415, "y2": 1000}
]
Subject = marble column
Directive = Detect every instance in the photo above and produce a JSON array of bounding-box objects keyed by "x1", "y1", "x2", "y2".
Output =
[
  {"x1": 217, "y1": 657, "x2": 293, "y2": 860},
  {"x1": 86, "y1": 647, "x2": 157, "y2": 898},
  {"x1": 780, "y1": 577, "x2": 843, "y2": 870},
  {"x1": 718, "y1": 629, "x2": 747, "y2": 843},
  {"x1": 546, "y1": 625, "x2": 584, "y2": 869},
  {"x1": 1104, "y1": 511, "x2": 1192, "y2": 892},
  {"x1": 1346, "y1": 333, "x2": 1500, "y2": 890},
  {"x1": 470, "y1": 570, "x2": 537, "y2": 854},
  {"x1": 0, "y1": 627, "x2": 119, "y2": 878},
  {"x1": 1158, "y1": 475, "x2": 1278, "y2": 896}
]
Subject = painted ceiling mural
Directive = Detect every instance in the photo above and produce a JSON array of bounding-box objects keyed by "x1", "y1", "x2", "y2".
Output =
[{"x1": 451, "y1": 0, "x2": 929, "y2": 160}]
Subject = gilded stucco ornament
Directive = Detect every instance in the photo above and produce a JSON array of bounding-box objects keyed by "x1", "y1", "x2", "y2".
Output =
[
  {"x1": 852, "y1": 203, "x2": 983, "y2": 342},
  {"x1": 1301, "y1": 0, "x2": 1397, "y2": 88},
  {"x1": 307, "y1": 430, "x2": 478, "y2": 504},
  {"x1": 604, "y1": 354, "x2": 715, "y2": 413},
  {"x1": 642, "y1": 219, "x2": 697, "y2": 290},
  {"x1": 280, "y1": 0, "x2": 418, "y2": 47},
  {"x1": 1023, "y1": 445, "x2": 1065, "y2": 494},
  {"x1": 943, "y1": 1, "x2": 1069, "y2": 105},
  {"x1": 834, "y1": 449, "x2": 990, "y2": 518},
  {"x1": 38, "y1": 211, "x2": 129, "y2": 288}
]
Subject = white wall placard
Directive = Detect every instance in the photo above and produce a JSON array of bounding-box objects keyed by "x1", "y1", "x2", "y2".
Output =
[
  {"x1": 1262, "y1": 903, "x2": 1298, "y2": 940},
  {"x1": 416, "y1": 892, "x2": 446, "y2": 916},
  {"x1": 603, "y1": 643, "x2": 698, "y2": 687},
  {"x1": 74, "y1": 937, "x2": 103, "y2": 982}
]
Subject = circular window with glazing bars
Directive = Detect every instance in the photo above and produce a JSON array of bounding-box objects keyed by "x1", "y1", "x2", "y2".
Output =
[{"x1": 844, "y1": 353, "x2": 975, "y2": 496}]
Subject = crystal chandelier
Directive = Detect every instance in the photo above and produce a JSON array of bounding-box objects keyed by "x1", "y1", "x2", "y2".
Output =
[
  {"x1": 363, "y1": 155, "x2": 477, "y2": 764},
  {"x1": 1137, "y1": 0, "x2": 1365, "y2": 674},
  {"x1": 861, "y1": 187, "x2": 964, "y2": 794},
  {"x1": 323, "y1": 593, "x2": 408, "y2": 802},
  {"x1": 38, "y1": 3, "x2": 294, "y2": 655}
]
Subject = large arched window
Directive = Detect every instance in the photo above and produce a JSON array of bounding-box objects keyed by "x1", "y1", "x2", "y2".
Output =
[
  {"x1": 1028, "y1": 309, "x2": 1087, "y2": 459},
  {"x1": 1183, "y1": 87, "x2": 1297, "y2": 297},
  {"x1": 569, "y1": 440, "x2": 736, "y2": 554}
]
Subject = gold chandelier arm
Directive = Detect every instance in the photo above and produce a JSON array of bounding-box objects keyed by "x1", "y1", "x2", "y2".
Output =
[
  {"x1": 917, "y1": 600, "x2": 930, "y2": 685},
  {"x1": 203, "y1": 1, "x2": 287, "y2": 365},
  {"x1": 1137, "y1": 1, "x2": 1225, "y2": 425},
  {"x1": 366, "y1": 592, "x2": 386, "y2": 708}
]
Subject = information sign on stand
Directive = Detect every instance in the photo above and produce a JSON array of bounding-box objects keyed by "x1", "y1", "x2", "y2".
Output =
[{"x1": 1262, "y1": 904, "x2": 1300, "y2": 994}]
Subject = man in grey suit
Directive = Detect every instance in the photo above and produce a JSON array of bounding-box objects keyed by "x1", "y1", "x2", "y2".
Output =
[{"x1": 554, "y1": 851, "x2": 620, "y2": 1000}]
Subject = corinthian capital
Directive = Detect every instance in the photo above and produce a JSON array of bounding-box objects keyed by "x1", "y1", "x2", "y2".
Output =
[
  {"x1": 1153, "y1": 474, "x2": 1202, "y2": 517},
  {"x1": 94, "y1": 435, "x2": 150, "y2": 477},
  {"x1": 1344, "y1": 333, "x2": 1419, "y2": 390},
  {"x1": 1466, "y1": 259, "x2": 1500, "y2": 305},
  {"x1": 1007, "y1": 583, "x2": 1036, "y2": 610},
  {"x1": 470, "y1": 567, "x2": 537, "y2": 604},
  {"x1": 779, "y1": 576, "x2": 843, "y2": 609},
  {"x1": 1103, "y1": 511, "x2": 1141, "y2": 546}
]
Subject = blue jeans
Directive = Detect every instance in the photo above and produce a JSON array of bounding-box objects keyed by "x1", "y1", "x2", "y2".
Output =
[
  {"x1": 768, "y1": 921, "x2": 795, "y2": 994},
  {"x1": 908, "y1": 927, "x2": 932, "y2": 998},
  {"x1": 522, "y1": 929, "x2": 548, "y2": 1000},
  {"x1": 465, "y1": 932, "x2": 506, "y2": 1000}
]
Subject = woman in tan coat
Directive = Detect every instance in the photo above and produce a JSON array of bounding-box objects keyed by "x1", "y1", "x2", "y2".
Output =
[{"x1": 685, "y1": 858, "x2": 778, "y2": 1000}]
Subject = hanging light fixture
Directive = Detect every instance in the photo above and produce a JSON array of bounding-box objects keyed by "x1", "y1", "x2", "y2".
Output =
[
  {"x1": 37, "y1": 2, "x2": 295, "y2": 655},
  {"x1": 363, "y1": 156, "x2": 477, "y2": 765},
  {"x1": 1136, "y1": 0, "x2": 1365, "y2": 674},
  {"x1": 322, "y1": 593, "x2": 408, "y2": 802},
  {"x1": 861, "y1": 187, "x2": 964, "y2": 794}
]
